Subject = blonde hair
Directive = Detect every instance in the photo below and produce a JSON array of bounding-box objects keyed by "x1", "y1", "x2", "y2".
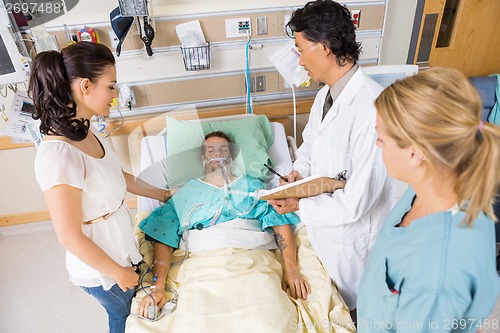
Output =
[{"x1": 375, "y1": 67, "x2": 500, "y2": 225}]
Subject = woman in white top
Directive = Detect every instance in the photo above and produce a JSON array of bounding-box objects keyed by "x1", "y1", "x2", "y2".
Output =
[{"x1": 29, "y1": 42, "x2": 170, "y2": 333}]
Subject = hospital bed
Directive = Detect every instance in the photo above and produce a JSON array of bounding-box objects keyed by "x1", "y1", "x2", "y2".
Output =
[{"x1": 125, "y1": 114, "x2": 355, "y2": 333}]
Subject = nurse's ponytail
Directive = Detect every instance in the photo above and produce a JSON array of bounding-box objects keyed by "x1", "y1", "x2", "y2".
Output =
[
  {"x1": 376, "y1": 67, "x2": 500, "y2": 226},
  {"x1": 29, "y1": 42, "x2": 115, "y2": 141}
]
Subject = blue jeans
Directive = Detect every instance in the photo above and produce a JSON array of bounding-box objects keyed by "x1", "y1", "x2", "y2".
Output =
[{"x1": 81, "y1": 284, "x2": 135, "y2": 333}]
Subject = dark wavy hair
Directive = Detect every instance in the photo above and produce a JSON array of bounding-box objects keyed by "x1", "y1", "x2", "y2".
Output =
[
  {"x1": 287, "y1": 0, "x2": 361, "y2": 66},
  {"x1": 29, "y1": 42, "x2": 115, "y2": 141},
  {"x1": 202, "y1": 131, "x2": 239, "y2": 157}
]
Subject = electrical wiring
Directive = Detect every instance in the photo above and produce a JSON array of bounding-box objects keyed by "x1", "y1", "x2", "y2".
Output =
[
  {"x1": 0, "y1": 87, "x2": 8, "y2": 98},
  {"x1": 110, "y1": 105, "x2": 125, "y2": 133},
  {"x1": 135, "y1": 260, "x2": 179, "y2": 321},
  {"x1": 138, "y1": 265, "x2": 155, "y2": 305}
]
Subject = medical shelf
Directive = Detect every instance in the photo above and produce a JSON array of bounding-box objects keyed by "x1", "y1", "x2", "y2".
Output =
[{"x1": 180, "y1": 43, "x2": 211, "y2": 71}]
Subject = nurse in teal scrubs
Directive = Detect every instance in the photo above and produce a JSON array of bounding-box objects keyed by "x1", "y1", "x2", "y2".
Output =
[{"x1": 357, "y1": 67, "x2": 500, "y2": 332}]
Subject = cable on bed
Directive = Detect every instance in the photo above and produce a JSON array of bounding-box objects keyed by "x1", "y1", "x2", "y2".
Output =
[{"x1": 135, "y1": 261, "x2": 179, "y2": 321}]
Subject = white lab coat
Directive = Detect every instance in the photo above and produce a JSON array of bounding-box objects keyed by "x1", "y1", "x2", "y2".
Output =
[{"x1": 294, "y1": 67, "x2": 395, "y2": 310}]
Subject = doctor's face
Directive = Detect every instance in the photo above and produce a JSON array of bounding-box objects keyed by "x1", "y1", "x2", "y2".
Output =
[
  {"x1": 295, "y1": 32, "x2": 329, "y2": 84},
  {"x1": 375, "y1": 114, "x2": 412, "y2": 182}
]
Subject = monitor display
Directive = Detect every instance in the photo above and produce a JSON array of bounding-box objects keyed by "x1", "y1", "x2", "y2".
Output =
[
  {"x1": 0, "y1": 25, "x2": 24, "y2": 87},
  {"x1": 0, "y1": 34, "x2": 16, "y2": 75}
]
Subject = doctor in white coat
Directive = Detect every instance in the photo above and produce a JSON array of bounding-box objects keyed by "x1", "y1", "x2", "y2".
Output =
[{"x1": 268, "y1": 0, "x2": 395, "y2": 316}]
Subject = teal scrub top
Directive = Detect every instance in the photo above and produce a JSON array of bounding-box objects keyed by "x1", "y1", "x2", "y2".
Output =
[
  {"x1": 139, "y1": 175, "x2": 299, "y2": 248},
  {"x1": 357, "y1": 187, "x2": 500, "y2": 332}
]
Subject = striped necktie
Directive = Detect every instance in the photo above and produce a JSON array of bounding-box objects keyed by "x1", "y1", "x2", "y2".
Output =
[{"x1": 322, "y1": 92, "x2": 333, "y2": 121}]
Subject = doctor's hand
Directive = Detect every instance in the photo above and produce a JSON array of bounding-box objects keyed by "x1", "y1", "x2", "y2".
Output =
[
  {"x1": 268, "y1": 198, "x2": 300, "y2": 214},
  {"x1": 282, "y1": 267, "x2": 311, "y2": 300},
  {"x1": 281, "y1": 170, "x2": 304, "y2": 185},
  {"x1": 138, "y1": 287, "x2": 168, "y2": 319}
]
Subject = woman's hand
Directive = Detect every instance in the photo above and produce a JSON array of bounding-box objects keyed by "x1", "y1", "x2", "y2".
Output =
[
  {"x1": 115, "y1": 266, "x2": 139, "y2": 292},
  {"x1": 282, "y1": 266, "x2": 311, "y2": 300},
  {"x1": 138, "y1": 287, "x2": 168, "y2": 319}
]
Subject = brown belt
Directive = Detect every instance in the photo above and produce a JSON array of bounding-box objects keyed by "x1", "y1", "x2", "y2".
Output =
[{"x1": 83, "y1": 201, "x2": 124, "y2": 225}]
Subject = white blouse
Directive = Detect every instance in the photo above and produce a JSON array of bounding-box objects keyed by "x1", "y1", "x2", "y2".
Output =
[{"x1": 35, "y1": 127, "x2": 141, "y2": 290}]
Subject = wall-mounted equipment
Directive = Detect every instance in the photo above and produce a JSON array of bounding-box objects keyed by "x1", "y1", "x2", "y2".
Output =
[
  {"x1": 225, "y1": 18, "x2": 251, "y2": 38},
  {"x1": 0, "y1": 24, "x2": 25, "y2": 87},
  {"x1": 118, "y1": 0, "x2": 148, "y2": 16},
  {"x1": 256, "y1": 16, "x2": 267, "y2": 35},
  {"x1": 176, "y1": 20, "x2": 210, "y2": 71},
  {"x1": 140, "y1": 15, "x2": 154, "y2": 56},
  {"x1": 351, "y1": 10, "x2": 361, "y2": 28},
  {"x1": 110, "y1": 6, "x2": 134, "y2": 56},
  {"x1": 78, "y1": 25, "x2": 100, "y2": 43},
  {"x1": 116, "y1": 0, "x2": 155, "y2": 57},
  {"x1": 180, "y1": 43, "x2": 210, "y2": 71}
]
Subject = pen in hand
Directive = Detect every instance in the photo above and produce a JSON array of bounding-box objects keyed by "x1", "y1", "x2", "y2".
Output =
[{"x1": 264, "y1": 163, "x2": 289, "y2": 183}]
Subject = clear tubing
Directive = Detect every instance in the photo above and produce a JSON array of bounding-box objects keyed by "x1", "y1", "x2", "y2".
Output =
[
  {"x1": 202, "y1": 157, "x2": 259, "y2": 215},
  {"x1": 171, "y1": 202, "x2": 205, "y2": 266},
  {"x1": 219, "y1": 162, "x2": 259, "y2": 216}
]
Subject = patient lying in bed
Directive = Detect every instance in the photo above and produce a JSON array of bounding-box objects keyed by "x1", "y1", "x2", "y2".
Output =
[
  {"x1": 137, "y1": 131, "x2": 311, "y2": 319},
  {"x1": 127, "y1": 118, "x2": 355, "y2": 333}
]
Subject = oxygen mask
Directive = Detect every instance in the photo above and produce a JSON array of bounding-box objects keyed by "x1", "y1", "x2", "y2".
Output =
[
  {"x1": 202, "y1": 156, "x2": 233, "y2": 169},
  {"x1": 202, "y1": 141, "x2": 238, "y2": 172}
]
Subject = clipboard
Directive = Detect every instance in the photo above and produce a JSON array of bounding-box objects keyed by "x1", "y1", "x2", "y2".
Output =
[{"x1": 259, "y1": 175, "x2": 346, "y2": 200}]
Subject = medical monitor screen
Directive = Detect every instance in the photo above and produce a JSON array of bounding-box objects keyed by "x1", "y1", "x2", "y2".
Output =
[
  {"x1": 0, "y1": 34, "x2": 16, "y2": 75},
  {"x1": 0, "y1": 25, "x2": 24, "y2": 87}
]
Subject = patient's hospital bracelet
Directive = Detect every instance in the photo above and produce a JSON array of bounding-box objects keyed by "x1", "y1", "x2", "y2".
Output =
[{"x1": 162, "y1": 189, "x2": 171, "y2": 203}]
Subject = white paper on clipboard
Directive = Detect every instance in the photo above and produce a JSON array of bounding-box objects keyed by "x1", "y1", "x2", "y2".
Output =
[{"x1": 269, "y1": 40, "x2": 309, "y2": 88}]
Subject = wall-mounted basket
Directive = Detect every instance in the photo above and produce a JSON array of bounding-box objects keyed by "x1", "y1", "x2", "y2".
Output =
[{"x1": 180, "y1": 42, "x2": 211, "y2": 71}]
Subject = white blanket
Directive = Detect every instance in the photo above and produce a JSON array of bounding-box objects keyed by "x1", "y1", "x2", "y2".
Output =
[{"x1": 127, "y1": 226, "x2": 355, "y2": 333}]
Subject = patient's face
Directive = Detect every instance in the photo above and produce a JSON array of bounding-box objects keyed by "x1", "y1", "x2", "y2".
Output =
[{"x1": 202, "y1": 136, "x2": 231, "y2": 172}]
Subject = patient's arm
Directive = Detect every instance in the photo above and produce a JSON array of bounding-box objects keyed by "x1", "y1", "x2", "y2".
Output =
[
  {"x1": 272, "y1": 225, "x2": 311, "y2": 300},
  {"x1": 138, "y1": 242, "x2": 174, "y2": 318}
]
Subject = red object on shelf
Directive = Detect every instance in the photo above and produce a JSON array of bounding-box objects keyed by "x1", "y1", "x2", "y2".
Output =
[{"x1": 78, "y1": 26, "x2": 100, "y2": 43}]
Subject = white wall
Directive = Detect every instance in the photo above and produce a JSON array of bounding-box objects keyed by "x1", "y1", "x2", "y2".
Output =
[
  {"x1": 0, "y1": 147, "x2": 46, "y2": 213},
  {"x1": 380, "y1": 0, "x2": 418, "y2": 65},
  {"x1": 0, "y1": 0, "x2": 418, "y2": 217}
]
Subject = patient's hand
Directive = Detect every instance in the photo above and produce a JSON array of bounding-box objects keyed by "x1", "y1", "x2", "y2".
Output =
[
  {"x1": 268, "y1": 198, "x2": 300, "y2": 214},
  {"x1": 138, "y1": 286, "x2": 168, "y2": 318},
  {"x1": 282, "y1": 267, "x2": 311, "y2": 300}
]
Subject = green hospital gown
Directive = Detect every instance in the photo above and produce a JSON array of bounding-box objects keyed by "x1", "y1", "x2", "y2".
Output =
[{"x1": 139, "y1": 175, "x2": 300, "y2": 248}]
